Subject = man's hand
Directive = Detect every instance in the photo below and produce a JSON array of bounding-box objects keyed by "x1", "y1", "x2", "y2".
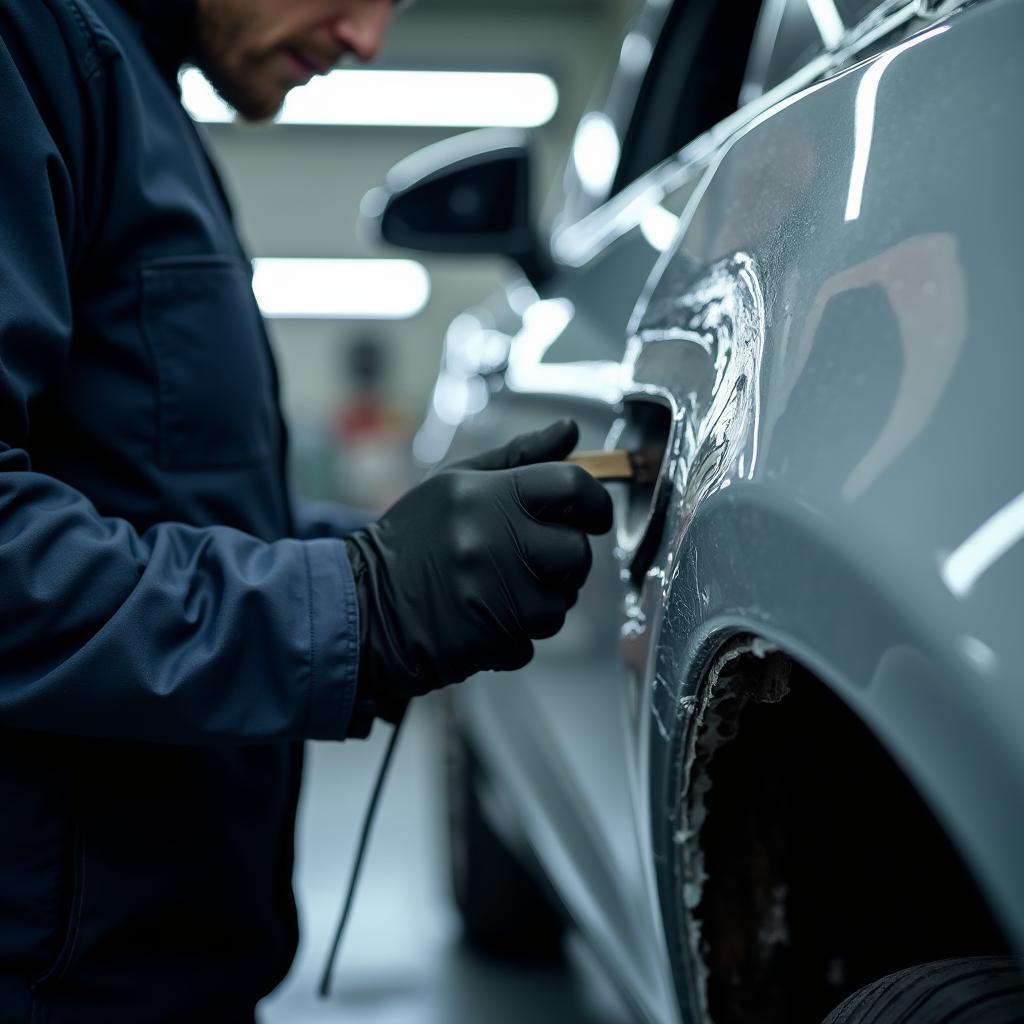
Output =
[{"x1": 344, "y1": 420, "x2": 612, "y2": 705}]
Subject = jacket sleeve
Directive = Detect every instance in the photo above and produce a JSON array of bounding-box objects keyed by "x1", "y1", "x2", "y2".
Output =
[
  {"x1": 0, "y1": 7, "x2": 361, "y2": 744},
  {"x1": 292, "y1": 497, "x2": 378, "y2": 540}
]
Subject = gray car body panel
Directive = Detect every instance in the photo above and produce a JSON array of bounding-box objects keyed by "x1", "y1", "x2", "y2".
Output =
[
  {"x1": 633, "y1": 0, "x2": 1024, "y2": 965},
  {"x1": 435, "y1": 1, "x2": 1024, "y2": 1020}
]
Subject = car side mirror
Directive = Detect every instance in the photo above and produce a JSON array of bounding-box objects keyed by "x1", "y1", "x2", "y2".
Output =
[{"x1": 364, "y1": 128, "x2": 552, "y2": 287}]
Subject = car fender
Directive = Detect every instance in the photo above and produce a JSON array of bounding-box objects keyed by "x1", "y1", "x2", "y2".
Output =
[{"x1": 621, "y1": 0, "x2": 1024, "y2": 980}]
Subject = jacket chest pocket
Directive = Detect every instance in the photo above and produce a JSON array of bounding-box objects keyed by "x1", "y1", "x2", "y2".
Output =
[{"x1": 141, "y1": 256, "x2": 276, "y2": 470}]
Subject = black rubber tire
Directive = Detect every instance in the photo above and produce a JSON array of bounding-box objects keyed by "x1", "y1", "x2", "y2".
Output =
[
  {"x1": 823, "y1": 957, "x2": 1024, "y2": 1023},
  {"x1": 445, "y1": 709, "x2": 565, "y2": 960}
]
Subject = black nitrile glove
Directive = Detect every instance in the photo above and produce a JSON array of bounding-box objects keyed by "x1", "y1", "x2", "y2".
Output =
[{"x1": 344, "y1": 420, "x2": 612, "y2": 710}]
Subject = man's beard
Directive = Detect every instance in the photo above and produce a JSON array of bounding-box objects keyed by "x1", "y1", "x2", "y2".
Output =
[{"x1": 193, "y1": 5, "x2": 285, "y2": 122}]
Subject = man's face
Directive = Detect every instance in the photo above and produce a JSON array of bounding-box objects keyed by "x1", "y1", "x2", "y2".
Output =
[{"x1": 195, "y1": 0, "x2": 395, "y2": 121}]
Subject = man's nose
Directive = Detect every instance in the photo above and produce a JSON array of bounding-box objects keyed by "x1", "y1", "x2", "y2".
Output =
[{"x1": 333, "y1": 1, "x2": 393, "y2": 63}]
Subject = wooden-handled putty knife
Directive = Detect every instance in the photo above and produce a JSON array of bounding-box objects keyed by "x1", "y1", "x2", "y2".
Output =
[{"x1": 566, "y1": 449, "x2": 661, "y2": 484}]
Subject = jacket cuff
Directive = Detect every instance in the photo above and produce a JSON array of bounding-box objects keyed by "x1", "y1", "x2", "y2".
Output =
[
  {"x1": 292, "y1": 498, "x2": 378, "y2": 541},
  {"x1": 302, "y1": 538, "x2": 363, "y2": 740}
]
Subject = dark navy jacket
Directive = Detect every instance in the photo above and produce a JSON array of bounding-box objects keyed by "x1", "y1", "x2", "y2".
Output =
[{"x1": 0, "y1": 0, "x2": 365, "y2": 1019}]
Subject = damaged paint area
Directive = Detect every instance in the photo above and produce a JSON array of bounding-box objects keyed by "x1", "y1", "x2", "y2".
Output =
[
  {"x1": 623, "y1": 251, "x2": 766, "y2": 523},
  {"x1": 670, "y1": 637, "x2": 790, "y2": 1022},
  {"x1": 612, "y1": 252, "x2": 766, "y2": 613}
]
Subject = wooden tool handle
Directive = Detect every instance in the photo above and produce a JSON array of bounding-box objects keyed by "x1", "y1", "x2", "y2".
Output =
[{"x1": 566, "y1": 450, "x2": 635, "y2": 481}]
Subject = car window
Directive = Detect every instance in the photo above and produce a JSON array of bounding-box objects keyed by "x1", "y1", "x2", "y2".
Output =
[
  {"x1": 742, "y1": 0, "x2": 830, "y2": 102},
  {"x1": 611, "y1": 0, "x2": 764, "y2": 194},
  {"x1": 550, "y1": 3, "x2": 670, "y2": 231},
  {"x1": 553, "y1": 0, "x2": 764, "y2": 232}
]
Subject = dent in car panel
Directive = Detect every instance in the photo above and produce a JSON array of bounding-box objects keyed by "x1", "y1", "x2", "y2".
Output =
[{"x1": 620, "y1": 253, "x2": 767, "y2": 568}]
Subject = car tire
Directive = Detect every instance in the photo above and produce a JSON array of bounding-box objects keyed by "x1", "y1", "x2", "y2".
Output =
[
  {"x1": 823, "y1": 957, "x2": 1024, "y2": 1023},
  {"x1": 445, "y1": 710, "x2": 565, "y2": 960}
]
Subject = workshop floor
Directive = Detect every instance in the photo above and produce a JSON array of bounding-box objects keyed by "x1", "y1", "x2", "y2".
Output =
[{"x1": 259, "y1": 699, "x2": 631, "y2": 1024}]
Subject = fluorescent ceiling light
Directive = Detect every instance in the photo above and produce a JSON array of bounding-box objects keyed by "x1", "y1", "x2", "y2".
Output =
[
  {"x1": 181, "y1": 68, "x2": 558, "y2": 128},
  {"x1": 251, "y1": 258, "x2": 429, "y2": 320},
  {"x1": 572, "y1": 112, "x2": 620, "y2": 198}
]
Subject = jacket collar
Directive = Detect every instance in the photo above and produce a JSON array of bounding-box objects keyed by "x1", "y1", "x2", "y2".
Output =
[{"x1": 116, "y1": 0, "x2": 198, "y2": 81}]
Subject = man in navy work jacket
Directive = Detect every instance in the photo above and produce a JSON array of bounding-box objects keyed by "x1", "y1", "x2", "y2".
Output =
[{"x1": 0, "y1": 0, "x2": 612, "y2": 1020}]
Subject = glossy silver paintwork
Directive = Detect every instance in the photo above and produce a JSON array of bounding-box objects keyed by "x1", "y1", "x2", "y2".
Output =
[
  {"x1": 425, "y1": 0, "x2": 1024, "y2": 1020},
  {"x1": 631, "y1": 1, "x2": 1024, "y2": 991}
]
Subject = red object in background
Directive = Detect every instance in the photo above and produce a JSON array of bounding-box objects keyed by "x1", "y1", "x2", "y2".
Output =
[{"x1": 331, "y1": 336, "x2": 411, "y2": 511}]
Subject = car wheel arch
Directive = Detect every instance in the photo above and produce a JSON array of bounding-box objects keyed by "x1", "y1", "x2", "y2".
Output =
[{"x1": 641, "y1": 493, "x2": 1023, "y2": 1022}]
